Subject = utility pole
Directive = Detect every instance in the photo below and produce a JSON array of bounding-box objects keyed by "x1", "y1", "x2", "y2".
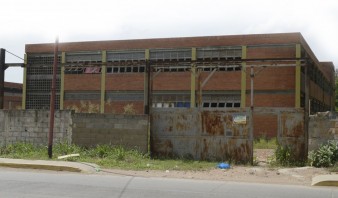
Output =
[
  {"x1": 48, "y1": 38, "x2": 58, "y2": 159},
  {"x1": 0, "y1": 48, "x2": 5, "y2": 109},
  {"x1": 250, "y1": 66, "x2": 254, "y2": 110}
]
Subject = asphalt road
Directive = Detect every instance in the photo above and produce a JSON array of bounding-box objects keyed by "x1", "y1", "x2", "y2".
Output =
[{"x1": 0, "y1": 168, "x2": 337, "y2": 198}]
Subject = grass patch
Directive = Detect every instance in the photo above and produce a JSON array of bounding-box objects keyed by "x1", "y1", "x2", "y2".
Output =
[
  {"x1": 0, "y1": 142, "x2": 216, "y2": 171},
  {"x1": 254, "y1": 137, "x2": 278, "y2": 149}
]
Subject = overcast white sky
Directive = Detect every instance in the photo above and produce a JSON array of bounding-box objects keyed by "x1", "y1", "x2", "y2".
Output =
[{"x1": 1, "y1": 0, "x2": 337, "y2": 83}]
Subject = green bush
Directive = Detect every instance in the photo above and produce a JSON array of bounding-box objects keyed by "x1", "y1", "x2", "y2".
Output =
[{"x1": 308, "y1": 140, "x2": 338, "y2": 167}]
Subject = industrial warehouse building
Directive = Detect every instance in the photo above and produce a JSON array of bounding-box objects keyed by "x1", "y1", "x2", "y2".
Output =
[
  {"x1": 23, "y1": 32, "x2": 335, "y2": 137},
  {"x1": 3, "y1": 82, "x2": 22, "y2": 110}
]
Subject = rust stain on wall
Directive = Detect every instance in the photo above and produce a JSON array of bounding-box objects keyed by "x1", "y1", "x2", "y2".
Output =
[
  {"x1": 226, "y1": 139, "x2": 250, "y2": 163},
  {"x1": 281, "y1": 113, "x2": 304, "y2": 137},
  {"x1": 153, "y1": 138, "x2": 173, "y2": 157},
  {"x1": 200, "y1": 138, "x2": 209, "y2": 160},
  {"x1": 151, "y1": 109, "x2": 253, "y2": 163},
  {"x1": 201, "y1": 111, "x2": 224, "y2": 135},
  {"x1": 176, "y1": 122, "x2": 187, "y2": 131}
]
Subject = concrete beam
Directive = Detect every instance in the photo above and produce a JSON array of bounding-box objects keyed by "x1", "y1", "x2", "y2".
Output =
[{"x1": 201, "y1": 68, "x2": 217, "y2": 88}]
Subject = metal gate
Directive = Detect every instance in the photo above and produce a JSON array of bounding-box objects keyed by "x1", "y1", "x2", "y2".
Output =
[{"x1": 151, "y1": 108, "x2": 253, "y2": 163}]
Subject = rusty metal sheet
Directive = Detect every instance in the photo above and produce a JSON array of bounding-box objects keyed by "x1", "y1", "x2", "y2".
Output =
[
  {"x1": 151, "y1": 108, "x2": 200, "y2": 137},
  {"x1": 280, "y1": 111, "x2": 304, "y2": 138},
  {"x1": 278, "y1": 110, "x2": 306, "y2": 161},
  {"x1": 249, "y1": 108, "x2": 307, "y2": 161},
  {"x1": 199, "y1": 137, "x2": 251, "y2": 162},
  {"x1": 151, "y1": 108, "x2": 253, "y2": 163}
]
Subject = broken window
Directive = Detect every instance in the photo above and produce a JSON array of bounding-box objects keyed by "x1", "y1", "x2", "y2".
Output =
[{"x1": 84, "y1": 67, "x2": 101, "y2": 74}]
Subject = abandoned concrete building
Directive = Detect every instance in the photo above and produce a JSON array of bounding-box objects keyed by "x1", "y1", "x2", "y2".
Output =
[
  {"x1": 23, "y1": 32, "x2": 335, "y2": 138},
  {"x1": 3, "y1": 82, "x2": 22, "y2": 110}
]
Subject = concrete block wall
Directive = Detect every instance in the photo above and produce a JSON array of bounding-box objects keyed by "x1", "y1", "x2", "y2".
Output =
[
  {"x1": 308, "y1": 112, "x2": 337, "y2": 151},
  {"x1": 0, "y1": 111, "x2": 5, "y2": 146},
  {"x1": 0, "y1": 110, "x2": 72, "y2": 146},
  {"x1": 72, "y1": 113, "x2": 148, "y2": 153},
  {"x1": 0, "y1": 110, "x2": 149, "y2": 154}
]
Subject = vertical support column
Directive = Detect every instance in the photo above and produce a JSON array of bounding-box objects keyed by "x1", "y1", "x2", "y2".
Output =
[
  {"x1": 190, "y1": 47, "x2": 196, "y2": 108},
  {"x1": 295, "y1": 44, "x2": 301, "y2": 108},
  {"x1": 304, "y1": 60, "x2": 310, "y2": 162},
  {"x1": 144, "y1": 49, "x2": 150, "y2": 114},
  {"x1": 0, "y1": 49, "x2": 5, "y2": 109},
  {"x1": 100, "y1": 50, "x2": 107, "y2": 114},
  {"x1": 241, "y1": 46, "x2": 247, "y2": 108},
  {"x1": 22, "y1": 54, "x2": 27, "y2": 109},
  {"x1": 60, "y1": 52, "x2": 65, "y2": 110}
]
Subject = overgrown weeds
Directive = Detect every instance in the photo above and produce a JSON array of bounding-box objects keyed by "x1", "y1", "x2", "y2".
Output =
[
  {"x1": 0, "y1": 142, "x2": 215, "y2": 171},
  {"x1": 267, "y1": 144, "x2": 305, "y2": 167},
  {"x1": 254, "y1": 137, "x2": 278, "y2": 149}
]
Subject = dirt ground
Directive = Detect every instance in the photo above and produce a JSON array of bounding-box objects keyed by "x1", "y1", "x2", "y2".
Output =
[{"x1": 100, "y1": 149, "x2": 332, "y2": 186}]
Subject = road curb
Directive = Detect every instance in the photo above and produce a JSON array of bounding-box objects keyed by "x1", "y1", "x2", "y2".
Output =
[
  {"x1": 312, "y1": 175, "x2": 338, "y2": 187},
  {"x1": 0, "y1": 162, "x2": 82, "y2": 172}
]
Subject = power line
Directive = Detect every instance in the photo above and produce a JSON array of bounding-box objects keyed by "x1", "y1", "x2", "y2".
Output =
[{"x1": 5, "y1": 50, "x2": 24, "y2": 61}]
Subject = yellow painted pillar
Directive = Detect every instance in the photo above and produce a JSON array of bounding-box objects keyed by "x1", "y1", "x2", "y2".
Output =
[
  {"x1": 191, "y1": 48, "x2": 197, "y2": 108},
  {"x1": 241, "y1": 46, "x2": 247, "y2": 108},
  {"x1": 295, "y1": 44, "x2": 301, "y2": 108},
  {"x1": 21, "y1": 54, "x2": 27, "y2": 109},
  {"x1": 60, "y1": 52, "x2": 65, "y2": 110},
  {"x1": 100, "y1": 51, "x2": 107, "y2": 113}
]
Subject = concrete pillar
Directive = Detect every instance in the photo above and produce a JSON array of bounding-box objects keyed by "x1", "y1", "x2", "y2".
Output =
[{"x1": 295, "y1": 44, "x2": 301, "y2": 108}]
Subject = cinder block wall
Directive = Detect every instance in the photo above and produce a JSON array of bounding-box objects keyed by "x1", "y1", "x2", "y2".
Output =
[
  {"x1": 308, "y1": 112, "x2": 337, "y2": 151},
  {"x1": 72, "y1": 113, "x2": 148, "y2": 153},
  {"x1": 0, "y1": 110, "x2": 149, "y2": 154},
  {"x1": 0, "y1": 110, "x2": 72, "y2": 146},
  {"x1": 0, "y1": 111, "x2": 5, "y2": 146}
]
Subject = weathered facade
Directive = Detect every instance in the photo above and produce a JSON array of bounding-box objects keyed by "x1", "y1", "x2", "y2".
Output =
[
  {"x1": 4, "y1": 82, "x2": 22, "y2": 110},
  {"x1": 23, "y1": 33, "x2": 335, "y2": 138}
]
